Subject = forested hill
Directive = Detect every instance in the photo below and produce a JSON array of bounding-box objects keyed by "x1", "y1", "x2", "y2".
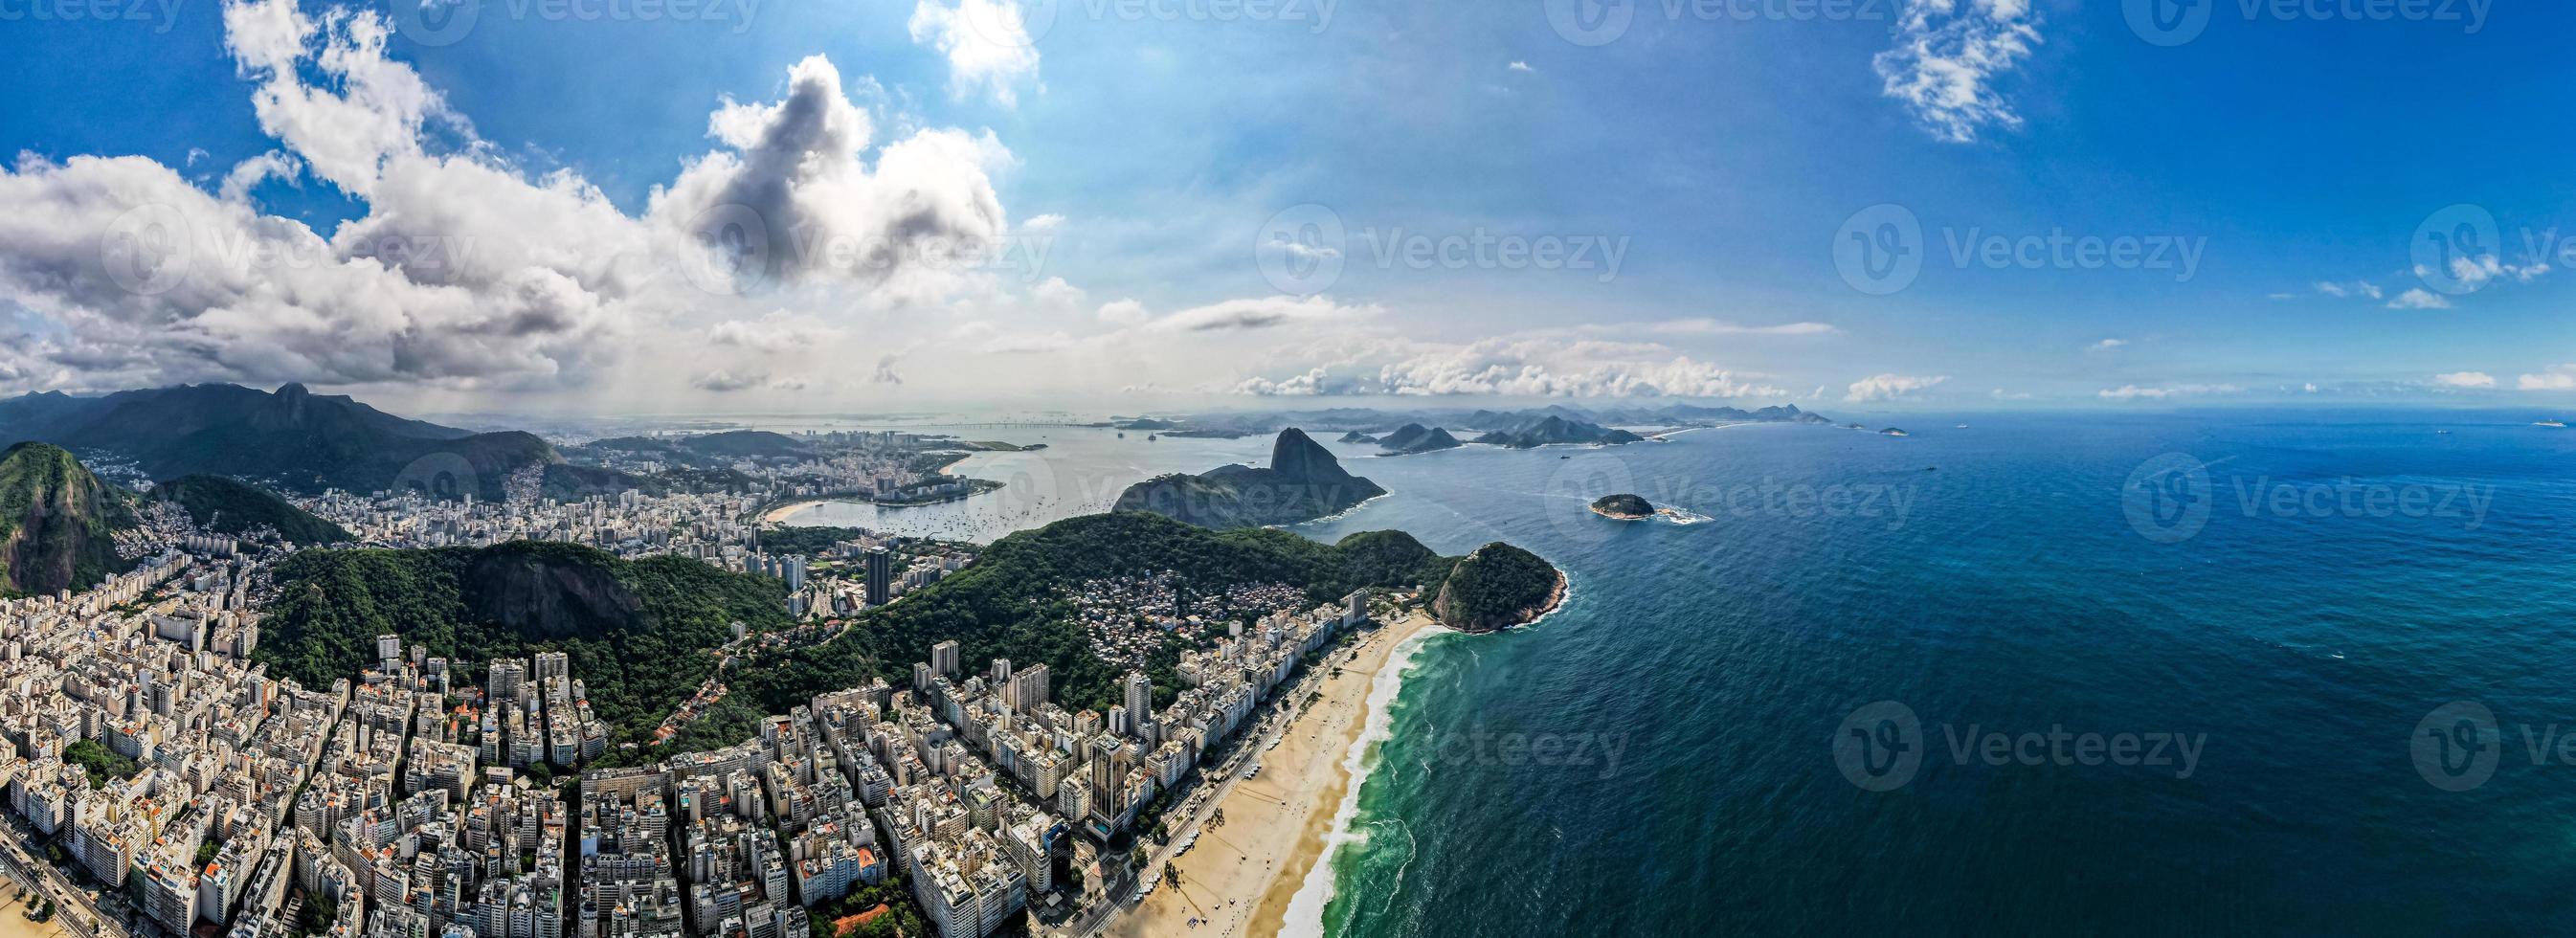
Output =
[
  {"x1": 720, "y1": 511, "x2": 1483, "y2": 726},
  {"x1": 0, "y1": 442, "x2": 139, "y2": 595},
  {"x1": 258, "y1": 541, "x2": 791, "y2": 734},
  {"x1": 156, "y1": 475, "x2": 352, "y2": 545}
]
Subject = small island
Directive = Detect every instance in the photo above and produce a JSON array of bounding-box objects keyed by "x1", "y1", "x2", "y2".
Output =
[
  {"x1": 1433, "y1": 542, "x2": 1569, "y2": 633},
  {"x1": 1589, "y1": 493, "x2": 1656, "y2": 520}
]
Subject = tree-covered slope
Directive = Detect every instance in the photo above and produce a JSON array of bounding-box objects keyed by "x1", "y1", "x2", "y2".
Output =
[
  {"x1": 722, "y1": 511, "x2": 1489, "y2": 722},
  {"x1": 156, "y1": 475, "x2": 351, "y2": 544},
  {"x1": 258, "y1": 541, "x2": 791, "y2": 734},
  {"x1": 0, "y1": 442, "x2": 139, "y2": 595},
  {"x1": 1432, "y1": 542, "x2": 1565, "y2": 632}
]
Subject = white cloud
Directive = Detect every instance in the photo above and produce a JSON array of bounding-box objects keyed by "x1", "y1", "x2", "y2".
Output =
[
  {"x1": 706, "y1": 312, "x2": 841, "y2": 353},
  {"x1": 907, "y1": 0, "x2": 1043, "y2": 106},
  {"x1": 1225, "y1": 335, "x2": 1790, "y2": 399},
  {"x1": 1871, "y1": 0, "x2": 2041, "y2": 144},
  {"x1": 2315, "y1": 280, "x2": 2382, "y2": 301},
  {"x1": 2386, "y1": 288, "x2": 2452, "y2": 310},
  {"x1": 1845, "y1": 373, "x2": 1947, "y2": 402},
  {"x1": 2517, "y1": 367, "x2": 2576, "y2": 391},
  {"x1": 2433, "y1": 370, "x2": 2497, "y2": 389},
  {"x1": 2096, "y1": 383, "x2": 2243, "y2": 400},
  {"x1": 0, "y1": 0, "x2": 1026, "y2": 397},
  {"x1": 1145, "y1": 296, "x2": 1378, "y2": 332},
  {"x1": 1990, "y1": 388, "x2": 2033, "y2": 400},
  {"x1": 1095, "y1": 300, "x2": 1150, "y2": 326},
  {"x1": 2087, "y1": 338, "x2": 2125, "y2": 351},
  {"x1": 1507, "y1": 61, "x2": 1534, "y2": 73}
]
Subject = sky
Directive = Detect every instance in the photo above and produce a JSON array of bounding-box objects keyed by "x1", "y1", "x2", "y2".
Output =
[{"x1": 0, "y1": 0, "x2": 2568, "y2": 416}]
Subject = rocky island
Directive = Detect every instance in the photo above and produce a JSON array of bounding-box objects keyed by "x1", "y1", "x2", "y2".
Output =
[
  {"x1": 1378, "y1": 423, "x2": 1464, "y2": 455},
  {"x1": 1113, "y1": 428, "x2": 1388, "y2": 528},
  {"x1": 1433, "y1": 542, "x2": 1568, "y2": 633},
  {"x1": 1589, "y1": 493, "x2": 1656, "y2": 520}
]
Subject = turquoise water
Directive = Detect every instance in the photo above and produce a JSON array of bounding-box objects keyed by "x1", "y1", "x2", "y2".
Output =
[{"x1": 1279, "y1": 412, "x2": 2576, "y2": 935}]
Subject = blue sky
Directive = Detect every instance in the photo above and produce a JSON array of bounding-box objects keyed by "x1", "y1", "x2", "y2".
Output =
[{"x1": 0, "y1": 0, "x2": 2567, "y2": 413}]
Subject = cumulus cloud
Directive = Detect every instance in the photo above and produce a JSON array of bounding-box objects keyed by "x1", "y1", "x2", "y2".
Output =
[
  {"x1": 0, "y1": 0, "x2": 1031, "y2": 396},
  {"x1": 2097, "y1": 383, "x2": 2243, "y2": 400},
  {"x1": 706, "y1": 312, "x2": 842, "y2": 353},
  {"x1": 2386, "y1": 288, "x2": 2452, "y2": 310},
  {"x1": 2315, "y1": 280, "x2": 2382, "y2": 301},
  {"x1": 1845, "y1": 373, "x2": 1948, "y2": 402},
  {"x1": 2517, "y1": 367, "x2": 2576, "y2": 391},
  {"x1": 907, "y1": 0, "x2": 1043, "y2": 106},
  {"x1": 1872, "y1": 0, "x2": 2040, "y2": 144},
  {"x1": 1223, "y1": 335, "x2": 1791, "y2": 400},
  {"x1": 2433, "y1": 370, "x2": 2497, "y2": 389},
  {"x1": 691, "y1": 368, "x2": 769, "y2": 392},
  {"x1": 647, "y1": 55, "x2": 1014, "y2": 296},
  {"x1": 2087, "y1": 338, "x2": 2125, "y2": 351}
]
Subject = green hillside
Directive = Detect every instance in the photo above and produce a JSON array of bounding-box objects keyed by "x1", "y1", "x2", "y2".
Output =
[
  {"x1": 0, "y1": 442, "x2": 139, "y2": 595},
  {"x1": 258, "y1": 541, "x2": 792, "y2": 734},
  {"x1": 156, "y1": 475, "x2": 351, "y2": 545}
]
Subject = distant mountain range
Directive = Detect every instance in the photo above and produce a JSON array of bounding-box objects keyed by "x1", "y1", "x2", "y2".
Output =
[
  {"x1": 0, "y1": 384, "x2": 559, "y2": 500},
  {"x1": 1114, "y1": 429, "x2": 1386, "y2": 528},
  {"x1": 1119, "y1": 402, "x2": 1837, "y2": 447},
  {"x1": 0, "y1": 442, "x2": 138, "y2": 595}
]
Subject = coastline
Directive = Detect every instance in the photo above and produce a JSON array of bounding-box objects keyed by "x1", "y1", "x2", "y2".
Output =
[{"x1": 1113, "y1": 611, "x2": 1444, "y2": 938}]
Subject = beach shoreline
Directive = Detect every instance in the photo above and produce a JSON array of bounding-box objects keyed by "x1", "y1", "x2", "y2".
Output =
[{"x1": 1111, "y1": 610, "x2": 1444, "y2": 938}]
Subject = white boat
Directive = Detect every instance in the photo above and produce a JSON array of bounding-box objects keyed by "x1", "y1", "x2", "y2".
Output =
[{"x1": 2538, "y1": 420, "x2": 2566, "y2": 428}]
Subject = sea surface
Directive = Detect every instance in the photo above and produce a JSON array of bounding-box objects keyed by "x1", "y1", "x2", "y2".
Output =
[{"x1": 789, "y1": 411, "x2": 2576, "y2": 933}]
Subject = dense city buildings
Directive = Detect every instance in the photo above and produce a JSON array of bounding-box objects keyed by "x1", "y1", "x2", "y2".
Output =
[{"x1": 0, "y1": 473, "x2": 1367, "y2": 938}]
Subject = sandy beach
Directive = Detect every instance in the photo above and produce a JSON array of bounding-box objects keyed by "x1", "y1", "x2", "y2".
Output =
[
  {"x1": 0, "y1": 885, "x2": 65, "y2": 938},
  {"x1": 1110, "y1": 611, "x2": 1443, "y2": 938}
]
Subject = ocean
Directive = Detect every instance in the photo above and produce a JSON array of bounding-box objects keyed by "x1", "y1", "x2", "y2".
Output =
[
  {"x1": 1288, "y1": 411, "x2": 2576, "y2": 935},
  {"x1": 785, "y1": 411, "x2": 2576, "y2": 933}
]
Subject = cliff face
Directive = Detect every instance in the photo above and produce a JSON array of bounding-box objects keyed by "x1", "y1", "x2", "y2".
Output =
[
  {"x1": 0, "y1": 442, "x2": 139, "y2": 595},
  {"x1": 1114, "y1": 429, "x2": 1387, "y2": 528},
  {"x1": 461, "y1": 543, "x2": 651, "y2": 640}
]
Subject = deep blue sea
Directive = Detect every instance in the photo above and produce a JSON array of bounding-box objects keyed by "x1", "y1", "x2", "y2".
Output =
[{"x1": 1270, "y1": 411, "x2": 2576, "y2": 936}]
